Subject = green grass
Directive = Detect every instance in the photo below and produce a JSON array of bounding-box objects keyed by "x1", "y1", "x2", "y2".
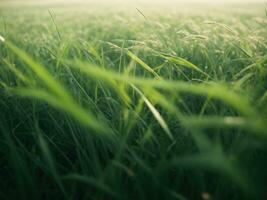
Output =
[{"x1": 0, "y1": 2, "x2": 267, "y2": 200}]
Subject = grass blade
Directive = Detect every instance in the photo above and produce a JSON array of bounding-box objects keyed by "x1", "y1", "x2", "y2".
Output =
[{"x1": 131, "y1": 84, "x2": 173, "y2": 140}]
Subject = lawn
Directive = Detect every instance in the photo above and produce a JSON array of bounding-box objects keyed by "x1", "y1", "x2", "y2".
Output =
[{"x1": 0, "y1": 1, "x2": 267, "y2": 199}]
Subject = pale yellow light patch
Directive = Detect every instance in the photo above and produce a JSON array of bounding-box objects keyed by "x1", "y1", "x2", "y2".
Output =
[{"x1": 0, "y1": 35, "x2": 5, "y2": 43}]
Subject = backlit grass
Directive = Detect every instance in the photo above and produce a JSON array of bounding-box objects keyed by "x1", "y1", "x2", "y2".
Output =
[{"x1": 0, "y1": 2, "x2": 267, "y2": 200}]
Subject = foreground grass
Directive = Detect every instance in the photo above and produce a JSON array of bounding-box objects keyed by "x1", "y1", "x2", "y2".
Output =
[{"x1": 0, "y1": 3, "x2": 267, "y2": 200}]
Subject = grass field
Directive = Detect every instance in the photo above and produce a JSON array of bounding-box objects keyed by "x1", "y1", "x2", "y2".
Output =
[{"x1": 0, "y1": 1, "x2": 267, "y2": 199}]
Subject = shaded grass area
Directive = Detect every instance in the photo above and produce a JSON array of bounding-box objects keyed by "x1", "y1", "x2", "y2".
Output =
[{"x1": 0, "y1": 4, "x2": 267, "y2": 200}]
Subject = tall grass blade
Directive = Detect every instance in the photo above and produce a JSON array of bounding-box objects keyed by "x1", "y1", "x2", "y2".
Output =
[
  {"x1": 162, "y1": 55, "x2": 210, "y2": 77},
  {"x1": 5, "y1": 42, "x2": 111, "y2": 135},
  {"x1": 131, "y1": 84, "x2": 173, "y2": 140},
  {"x1": 126, "y1": 50, "x2": 161, "y2": 78},
  {"x1": 70, "y1": 61, "x2": 257, "y2": 118}
]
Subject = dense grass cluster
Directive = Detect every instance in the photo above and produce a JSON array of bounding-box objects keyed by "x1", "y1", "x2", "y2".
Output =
[{"x1": 0, "y1": 3, "x2": 267, "y2": 200}]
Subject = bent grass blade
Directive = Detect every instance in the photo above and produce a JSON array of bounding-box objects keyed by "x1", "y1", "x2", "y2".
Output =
[
  {"x1": 5, "y1": 42, "x2": 111, "y2": 135},
  {"x1": 131, "y1": 84, "x2": 173, "y2": 140},
  {"x1": 161, "y1": 55, "x2": 210, "y2": 78},
  {"x1": 70, "y1": 61, "x2": 257, "y2": 119}
]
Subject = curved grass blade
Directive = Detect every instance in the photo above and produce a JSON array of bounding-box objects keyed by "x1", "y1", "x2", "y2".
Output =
[
  {"x1": 48, "y1": 9, "x2": 61, "y2": 41},
  {"x1": 70, "y1": 61, "x2": 257, "y2": 118},
  {"x1": 162, "y1": 55, "x2": 210, "y2": 77},
  {"x1": 4, "y1": 42, "x2": 111, "y2": 135},
  {"x1": 131, "y1": 84, "x2": 173, "y2": 140},
  {"x1": 5, "y1": 42, "x2": 69, "y2": 98},
  {"x1": 105, "y1": 42, "x2": 160, "y2": 78},
  {"x1": 126, "y1": 50, "x2": 161, "y2": 78},
  {"x1": 2, "y1": 58, "x2": 33, "y2": 85},
  {"x1": 204, "y1": 21, "x2": 237, "y2": 35}
]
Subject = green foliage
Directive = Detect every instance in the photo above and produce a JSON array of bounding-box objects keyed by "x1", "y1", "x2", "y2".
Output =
[{"x1": 0, "y1": 3, "x2": 267, "y2": 200}]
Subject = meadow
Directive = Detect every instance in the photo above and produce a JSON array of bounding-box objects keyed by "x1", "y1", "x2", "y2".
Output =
[{"x1": 0, "y1": 1, "x2": 267, "y2": 199}]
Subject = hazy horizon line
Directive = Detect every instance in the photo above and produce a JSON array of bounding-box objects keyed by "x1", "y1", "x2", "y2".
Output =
[{"x1": 1, "y1": 0, "x2": 266, "y2": 4}]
